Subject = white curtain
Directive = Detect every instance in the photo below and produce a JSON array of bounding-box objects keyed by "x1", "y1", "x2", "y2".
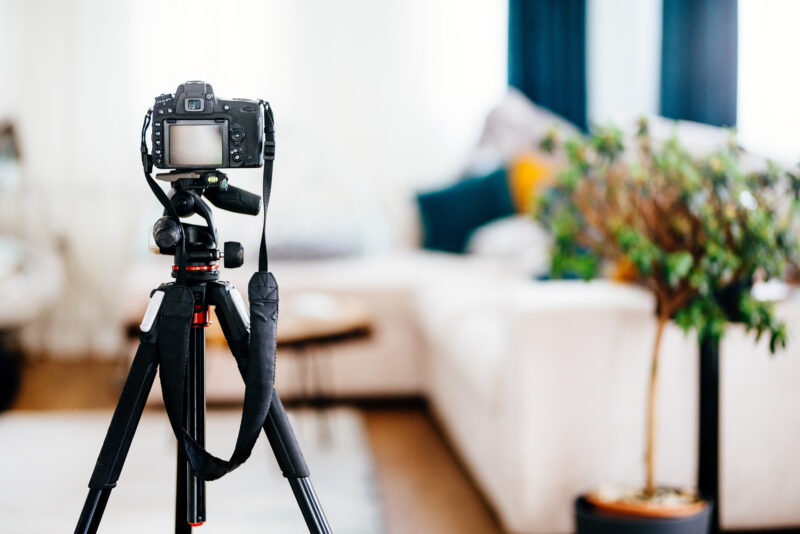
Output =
[{"x1": 0, "y1": 0, "x2": 508, "y2": 358}]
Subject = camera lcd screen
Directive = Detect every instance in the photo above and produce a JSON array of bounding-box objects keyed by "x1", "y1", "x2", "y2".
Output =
[{"x1": 168, "y1": 123, "x2": 223, "y2": 166}]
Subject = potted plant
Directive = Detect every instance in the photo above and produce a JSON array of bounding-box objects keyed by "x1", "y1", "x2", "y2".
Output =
[{"x1": 535, "y1": 119, "x2": 800, "y2": 533}]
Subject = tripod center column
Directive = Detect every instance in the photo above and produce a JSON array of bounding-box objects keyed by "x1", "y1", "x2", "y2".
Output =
[{"x1": 185, "y1": 302, "x2": 209, "y2": 528}]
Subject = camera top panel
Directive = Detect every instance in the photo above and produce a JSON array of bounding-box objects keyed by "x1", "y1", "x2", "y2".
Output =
[{"x1": 152, "y1": 81, "x2": 265, "y2": 170}]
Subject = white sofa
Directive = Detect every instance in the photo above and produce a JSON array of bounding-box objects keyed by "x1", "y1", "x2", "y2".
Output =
[
  {"x1": 124, "y1": 250, "x2": 800, "y2": 533},
  {"x1": 421, "y1": 269, "x2": 800, "y2": 532}
]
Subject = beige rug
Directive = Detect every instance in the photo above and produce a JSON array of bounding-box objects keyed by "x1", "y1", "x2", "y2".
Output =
[{"x1": 0, "y1": 408, "x2": 384, "y2": 533}]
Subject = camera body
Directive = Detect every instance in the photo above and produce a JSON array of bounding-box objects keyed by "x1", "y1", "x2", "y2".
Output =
[{"x1": 152, "y1": 81, "x2": 264, "y2": 170}]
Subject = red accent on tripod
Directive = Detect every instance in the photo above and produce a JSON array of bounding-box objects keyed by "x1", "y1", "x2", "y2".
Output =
[
  {"x1": 173, "y1": 264, "x2": 219, "y2": 272},
  {"x1": 192, "y1": 305, "x2": 211, "y2": 328}
]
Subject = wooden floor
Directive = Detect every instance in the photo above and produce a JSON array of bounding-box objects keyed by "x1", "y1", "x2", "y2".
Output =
[
  {"x1": 364, "y1": 407, "x2": 503, "y2": 534},
  {"x1": 10, "y1": 359, "x2": 503, "y2": 534},
  {"x1": 11, "y1": 359, "x2": 125, "y2": 411}
]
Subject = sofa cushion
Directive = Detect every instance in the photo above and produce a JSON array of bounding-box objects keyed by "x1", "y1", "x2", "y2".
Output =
[{"x1": 417, "y1": 168, "x2": 515, "y2": 253}]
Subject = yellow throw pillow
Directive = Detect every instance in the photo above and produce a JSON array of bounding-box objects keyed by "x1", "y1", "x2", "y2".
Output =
[{"x1": 508, "y1": 152, "x2": 561, "y2": 213}]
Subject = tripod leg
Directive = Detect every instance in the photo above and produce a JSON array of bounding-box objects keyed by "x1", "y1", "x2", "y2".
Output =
[
  {"x1": 267, "y1": 391, "x2": 332, "y2": 534},
  {"x1": 74, "y1": 343, "x2": 159, "y2": 534},
  {"x1": 208, "y1": 281, "x2": 333, "y2": 533},
  {"x1": 175, "y1": 443, "x2": 191, "y2": 534}
]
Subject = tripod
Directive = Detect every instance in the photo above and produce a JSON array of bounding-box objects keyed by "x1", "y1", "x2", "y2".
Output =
[{"x1": 73, "y1": 171, "x2": 333, "y2": 531}]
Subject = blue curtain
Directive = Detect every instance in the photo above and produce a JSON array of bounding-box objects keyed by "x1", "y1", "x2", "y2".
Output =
[
  {"x1": 661, "y1": 0, "x2": 738, "y2": 127},
  {"x1": 509, "y1": 0, "x2": 587, "y2": 131}
]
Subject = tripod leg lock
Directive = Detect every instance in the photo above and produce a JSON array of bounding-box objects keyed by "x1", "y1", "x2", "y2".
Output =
[{"x1": 140, "y1": 290, "x2": 165, "y2": 333}]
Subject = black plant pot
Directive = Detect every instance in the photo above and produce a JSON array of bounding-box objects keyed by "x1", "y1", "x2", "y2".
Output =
[{"x1": 575, "y1": 497, "x2": 712, "y2": 534}]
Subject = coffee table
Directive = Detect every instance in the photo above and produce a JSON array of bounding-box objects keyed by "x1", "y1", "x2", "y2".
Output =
[{"x1": 207, "y1": 290, "x2": 373, "y2": 441}]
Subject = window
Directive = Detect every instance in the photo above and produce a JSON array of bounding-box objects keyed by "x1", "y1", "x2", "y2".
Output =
[{"x1": 738, "y1": 0, "x2": 800, "y2": 163}]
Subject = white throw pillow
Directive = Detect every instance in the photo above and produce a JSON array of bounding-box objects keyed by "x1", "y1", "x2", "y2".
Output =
[
  {"x1": 462, "y1": 88, "x2": 580, "y2": 176},
  {"x1": 466, "y1": 215, "x2": 552, "y2": 277}
]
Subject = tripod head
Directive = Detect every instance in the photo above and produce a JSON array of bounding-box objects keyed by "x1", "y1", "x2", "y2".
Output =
[
  {"x1": 139, "y1": 85, "x2": 276, "y2": 286},
  {"x1": 151, "y1": 169, "x2": 261, "y2": 280}
]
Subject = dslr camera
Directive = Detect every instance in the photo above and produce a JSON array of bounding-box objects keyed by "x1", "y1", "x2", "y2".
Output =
[{"x1": 152, "y1": 81, "x2": 265, "y2": 169}]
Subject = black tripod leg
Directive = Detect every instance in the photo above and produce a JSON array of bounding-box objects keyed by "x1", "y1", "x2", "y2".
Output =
[
  {"x1": 208, "y1": 281, "x2": 333, "y2": 533},
  {"x1": 175, "y1": 443, "x2": 191, "y2": 534},
  {"x1": 74, "y1": 343, "x2": 159, "y2": 534},
  {"x1": 267, "y1": 391, "x2": 332, "y2": 533}
]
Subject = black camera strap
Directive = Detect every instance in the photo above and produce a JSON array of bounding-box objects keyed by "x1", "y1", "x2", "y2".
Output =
[
  {"x1": 138, "y1": 103, "x2": 279, "y2": 481},
  {"x1": 155, "y1": 274, "x2": 277, "y2": 481},
  {"x1": 259, "y1": 101, "x2": 276, "y2": 272}
]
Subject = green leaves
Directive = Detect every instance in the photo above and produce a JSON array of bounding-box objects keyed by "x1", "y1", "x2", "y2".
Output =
[
  {"x1": 787, "y1": 167, "x2": 800, "y2": 202},
  {"x1": 665, "y1": 252, "x2": 693, "y2": 288},
  {"x1": 550, "y1": 247, "x2": 599, "y2": 280},
  {"x1": 591, "y1": 124, "x2": 625, "y2": 161},
  {"x1": 539, "y1": 126, "x2": 561, "y2": 154},
  {"x1": 739, "y1": 291, "x2": 787, "y2": 353},
  {"x1": 674, "y1": 298, "x2": 727, "y2": 342},
  {"x1": 616, "y1": 229, "x2": 660, "y2": 276},
  {"x1": 564, "y1": 137, "x2": 590, "y2": 174},
  {"x1": 533, "y1": 118, "x2": 800, "y2": 352}
]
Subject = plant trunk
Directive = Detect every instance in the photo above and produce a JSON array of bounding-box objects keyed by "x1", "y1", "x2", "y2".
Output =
[{"x1": 645, "y1": 314, "x2": 668, "y2": 498}]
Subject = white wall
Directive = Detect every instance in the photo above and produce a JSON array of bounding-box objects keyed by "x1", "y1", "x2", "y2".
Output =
[
  {"x1": 0, "y1": 0, "x2": 508, "y2": 357},
  {"x1": 586, "y1": 0, "x2": 662, "y2": 126},
  {"x1": 0, "y1": 0, "x2": 138, "y2": 356}
]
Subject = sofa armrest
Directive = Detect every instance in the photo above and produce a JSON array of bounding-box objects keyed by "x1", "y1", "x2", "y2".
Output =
[{"x1": 499, "y1": 281, "x2": 699, "y2": 532}]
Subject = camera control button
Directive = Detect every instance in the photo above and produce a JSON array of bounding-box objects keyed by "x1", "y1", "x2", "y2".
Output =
[
  {"x1": 158, "y1": 109, "x2": 164, "y2": 114},
  {"x1": 223, "y1": 104, "x2": 230, "y2": 111},
  {"x1": 167, "y1": 108, "x2": 173, "y2": 113},
  {"x1": 206, "y1": 93, "x2": 213, "y2": 100},
  {"x1": 231, "y1": 153, "x2": 242, "y2": 162},
  {"x1": 155, "y1": 131, "x2": 161, "y2": 137}
]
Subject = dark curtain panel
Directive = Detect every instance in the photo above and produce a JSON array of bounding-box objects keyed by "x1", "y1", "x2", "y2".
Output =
[
  {"x1": 509, "y1": 0, "x2": 587, "y2": 131},
  {"x1": 661, "y1": 0, "x2": 738, "y2": 127}
]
